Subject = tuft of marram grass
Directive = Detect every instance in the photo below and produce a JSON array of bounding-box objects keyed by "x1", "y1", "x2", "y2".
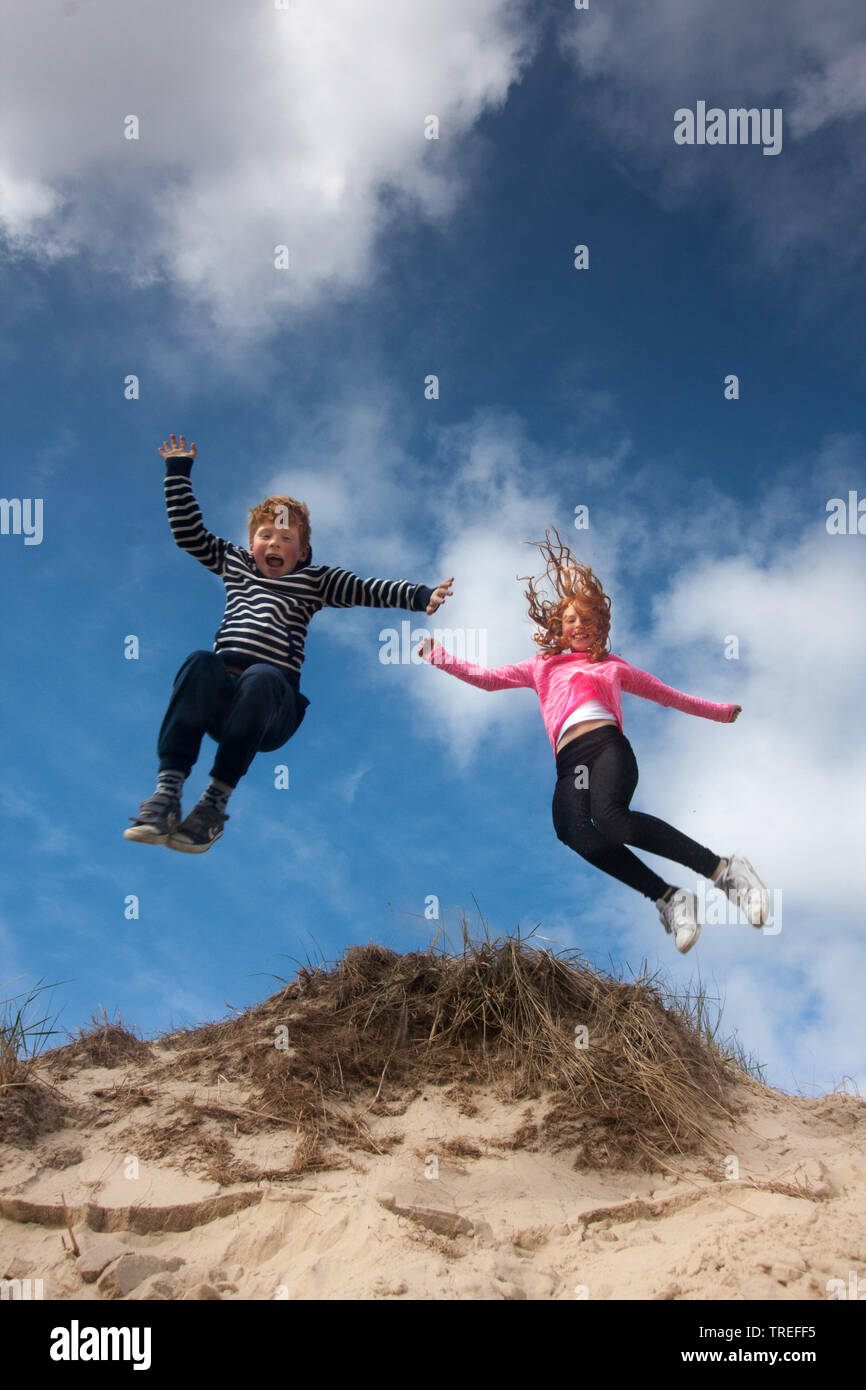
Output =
[
  {"x1": 44, "y1": 1007, "x2": 152, "y2": 1071},
  {"x1": 19, "y1": 928, "x2": 760, "y2": 1174},
  {"x1": 158, "y1": 926, "x2": 754, "y2": 1172},
  {"x1": 0, "y1": 978, "x2": 68, "y2": 1145}
]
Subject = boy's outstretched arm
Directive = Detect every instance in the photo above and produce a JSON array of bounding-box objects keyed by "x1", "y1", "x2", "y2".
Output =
[
  {"x1": 317, "y1": 567, "x2": 453, "y2": 617},
  {"x1": 159, "y1": 433, "x2": 228, "y2": 575}
]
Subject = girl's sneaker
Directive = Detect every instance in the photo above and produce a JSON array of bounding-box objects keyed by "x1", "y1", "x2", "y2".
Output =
[
  {"x1": 123, "y1": 792, "x2": 181, "y2": 844},
  {"x1": 656, "y1": 889, "x2": 702, "y2": 954},
  {"x1": 166, "y1": 801, "x2": 229, "y2": 853},
  {"x1": 715, "y1": 855, "x2": 769, "y2": 927}
]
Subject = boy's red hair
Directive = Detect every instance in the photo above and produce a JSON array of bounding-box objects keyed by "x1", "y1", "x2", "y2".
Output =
[
  {"x1": 521, "y1": 527, "x2": 612, "y2": 662},
  {"x1": 247, "y1": 495, "x2": 311, "y2": 551}
]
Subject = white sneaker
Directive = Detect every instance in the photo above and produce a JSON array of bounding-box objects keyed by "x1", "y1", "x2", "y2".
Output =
[
  {"x1": 656, "y1": 889, "x2": 702, "y2": 954},
  {"x1": 714, "y1": 855, "x2": 769, "y2": 927}
]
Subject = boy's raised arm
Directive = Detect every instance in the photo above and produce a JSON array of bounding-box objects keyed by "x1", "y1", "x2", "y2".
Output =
[{"x1": 159, "y1": 434, "x2": 227, "y2": 575}]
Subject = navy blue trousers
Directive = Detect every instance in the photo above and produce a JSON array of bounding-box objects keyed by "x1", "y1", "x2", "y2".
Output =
[
  {"x1": 552, "y1": 724, "x2": 720, "y2": 901},
  {"x1": 157, "y1": 651, "x2": 309, "y2": 787}
]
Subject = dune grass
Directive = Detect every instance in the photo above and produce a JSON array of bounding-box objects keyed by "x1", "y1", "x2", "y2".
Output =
[
  {"x1": 157, "y1": 917, "x2": 759, "y2": 1171},
  {"x1": 6, "y1": 918, "x2": 763, "y2": 1171}
]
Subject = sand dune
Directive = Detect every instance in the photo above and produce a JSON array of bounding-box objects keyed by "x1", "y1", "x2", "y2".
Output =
[{"x1": 2, "y1": 941, "x2": 864, "y2": 1301}]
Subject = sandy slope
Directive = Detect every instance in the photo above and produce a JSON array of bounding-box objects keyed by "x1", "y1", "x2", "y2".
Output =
[{"x1": 1, "y1": 1047, "x2": 864, "y2": 1301}]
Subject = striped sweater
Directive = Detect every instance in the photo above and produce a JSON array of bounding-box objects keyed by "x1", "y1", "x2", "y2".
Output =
[{"x1": 164, "y1": 456, "x2": 434, "y2": 685}]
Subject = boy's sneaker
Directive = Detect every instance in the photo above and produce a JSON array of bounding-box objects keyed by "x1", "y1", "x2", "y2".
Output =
[
  {"x1": 715, "y1": 855, "x2": 769, "y2": 927},
  {"x1": 166, "y1": 801, "x2": 229, "y2": 854},
  {"x1": 656, "y1": 889, "x2": 702, "y2": 954},
  {"x1": 123, "y1": 792, "x2": 181, "y2": 844}
]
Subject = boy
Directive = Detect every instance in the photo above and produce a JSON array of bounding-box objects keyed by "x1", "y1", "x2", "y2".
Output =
[{"x1": 124, "y1": 434, "x2": 453, "y2": 852}]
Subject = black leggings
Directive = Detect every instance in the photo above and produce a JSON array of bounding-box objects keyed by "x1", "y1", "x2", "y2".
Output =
[{"x1": 551, "y1": 725, "x2": 721, "y2": 902}]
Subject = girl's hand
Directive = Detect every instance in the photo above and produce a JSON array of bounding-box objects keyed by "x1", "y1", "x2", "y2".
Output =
[
  {"x1": 159, "y1": 433, "x2": 197, "y2": 459},
  {"x1": 426, "y1": 577, "x2": 454, "y2": 615},
  {"x1": 417, "y1": 636, "x2": 436, "y2": 660},
  {"x1": 730, "y1": 705, "x2": 742, "y2": 721}
]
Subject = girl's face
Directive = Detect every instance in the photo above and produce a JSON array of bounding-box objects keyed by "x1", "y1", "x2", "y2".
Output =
[{"x1": 560, "y1": 603, "x2": 592, "y2": 651}]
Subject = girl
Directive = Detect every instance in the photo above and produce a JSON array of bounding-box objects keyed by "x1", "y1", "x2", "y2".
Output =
[{"x1": 418, "y1": 530, "x2": 768, "y2": 953}]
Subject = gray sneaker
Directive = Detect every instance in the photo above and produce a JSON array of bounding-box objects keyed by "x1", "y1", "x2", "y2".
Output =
[
  {"x1": 715, "y1": 855, "x2": 769, "y2": 927},
  {"x1": 656, "y1": 889, "x2": 702, "y2": 954},
  {"x1": 123, "y1": 792, "x2": 181, "y2": 844},
  {"x1": 166, "y1": 800, "x2": 229, "y2": 854}
]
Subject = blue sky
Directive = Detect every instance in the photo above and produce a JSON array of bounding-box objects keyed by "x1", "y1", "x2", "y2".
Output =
[{"x1": 1, "y1": 0, "x2": 864, "y2": 1097}]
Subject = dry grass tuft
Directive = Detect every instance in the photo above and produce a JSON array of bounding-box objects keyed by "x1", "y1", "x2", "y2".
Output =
[
  {"x1": 20, "y1": 926, "x2": 759, "y2": 1175},
  {"x1": 156, "y1": 925, "x2": 753, "y2": 1172},
  {"x1": 0, "y1": 979, "x2": 72, "y2": 1146},
  {"x1": 44, "y1": 1008, "x2": 153, "y2": 1071}
]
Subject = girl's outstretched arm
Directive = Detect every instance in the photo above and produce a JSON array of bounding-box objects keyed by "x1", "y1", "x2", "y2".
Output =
[
  {"x1": 619, "y1": 660, "x2": 738, "y2": 722},
  {"x1": 418, "y1": 638, "x2": 536, "y2": 692}
]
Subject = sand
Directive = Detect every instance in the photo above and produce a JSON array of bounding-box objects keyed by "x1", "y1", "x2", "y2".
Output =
[{"x1": 2, "y1": 1045, "x2": 864, "y2": 1301}]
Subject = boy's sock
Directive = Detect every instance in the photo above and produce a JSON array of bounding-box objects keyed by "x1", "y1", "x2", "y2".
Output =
[
  {"x1": 199, "y1": 778, "x2": 234, "y2": 813},
  {"x1": 658, "y1": 886, "x2": 676, "y2": 905},
  {"x1": 155, "y1": 769, "x2": 186, "y2": 799}
]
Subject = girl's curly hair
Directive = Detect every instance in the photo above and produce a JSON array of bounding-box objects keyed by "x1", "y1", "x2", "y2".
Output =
[{"x1": 519, "y1": 527, "x2": 612, "y2": 662}]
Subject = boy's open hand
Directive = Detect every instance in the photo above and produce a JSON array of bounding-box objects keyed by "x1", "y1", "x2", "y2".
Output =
[
  {"x1": 730, "y1": 705, "x2": 742, "y2": 721},
  {"x1": 426, "y1": 577, "x2": 454, "y2": 615},
  {"x1": 159, "y1": 433, "x2": 197, "y2": 460}
]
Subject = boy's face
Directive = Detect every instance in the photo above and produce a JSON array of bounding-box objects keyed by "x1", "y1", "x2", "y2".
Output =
[{"x1": 251, "y1": 519, "x2": 310, "y2": 577}]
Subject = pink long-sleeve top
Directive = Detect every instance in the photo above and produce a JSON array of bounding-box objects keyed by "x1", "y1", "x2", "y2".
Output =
[{"x1": 422, "y1": 643, "x2": 737, "y2": 755}]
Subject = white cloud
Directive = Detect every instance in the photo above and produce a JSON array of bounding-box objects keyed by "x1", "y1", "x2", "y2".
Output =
[
  {"x1": 247, "y1": 396, "x2": 425, "y2": 576},
  {"x1": 556, "y1": 0, "x2": 866, "y2": 273},
  {"x1": 0, "y1": 0, "x2": 536, "y2": 354},
  {"x1": 0, "y1": 786, "x2": 82, "y2": 857},
  {"x1": 637, "y1": 529, "x2": 866, "y2": 910},
  {"x1": 790, "y1": 44, "x2": 866, "y2": 136},
  {"x1": 340, "y1": 760, "x2": 374, "y2": 805}
]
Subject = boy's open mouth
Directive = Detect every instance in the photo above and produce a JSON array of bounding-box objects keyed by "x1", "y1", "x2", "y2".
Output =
[{"x1": 266, "y1": 556, "x2": 284, "y2": 569}]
